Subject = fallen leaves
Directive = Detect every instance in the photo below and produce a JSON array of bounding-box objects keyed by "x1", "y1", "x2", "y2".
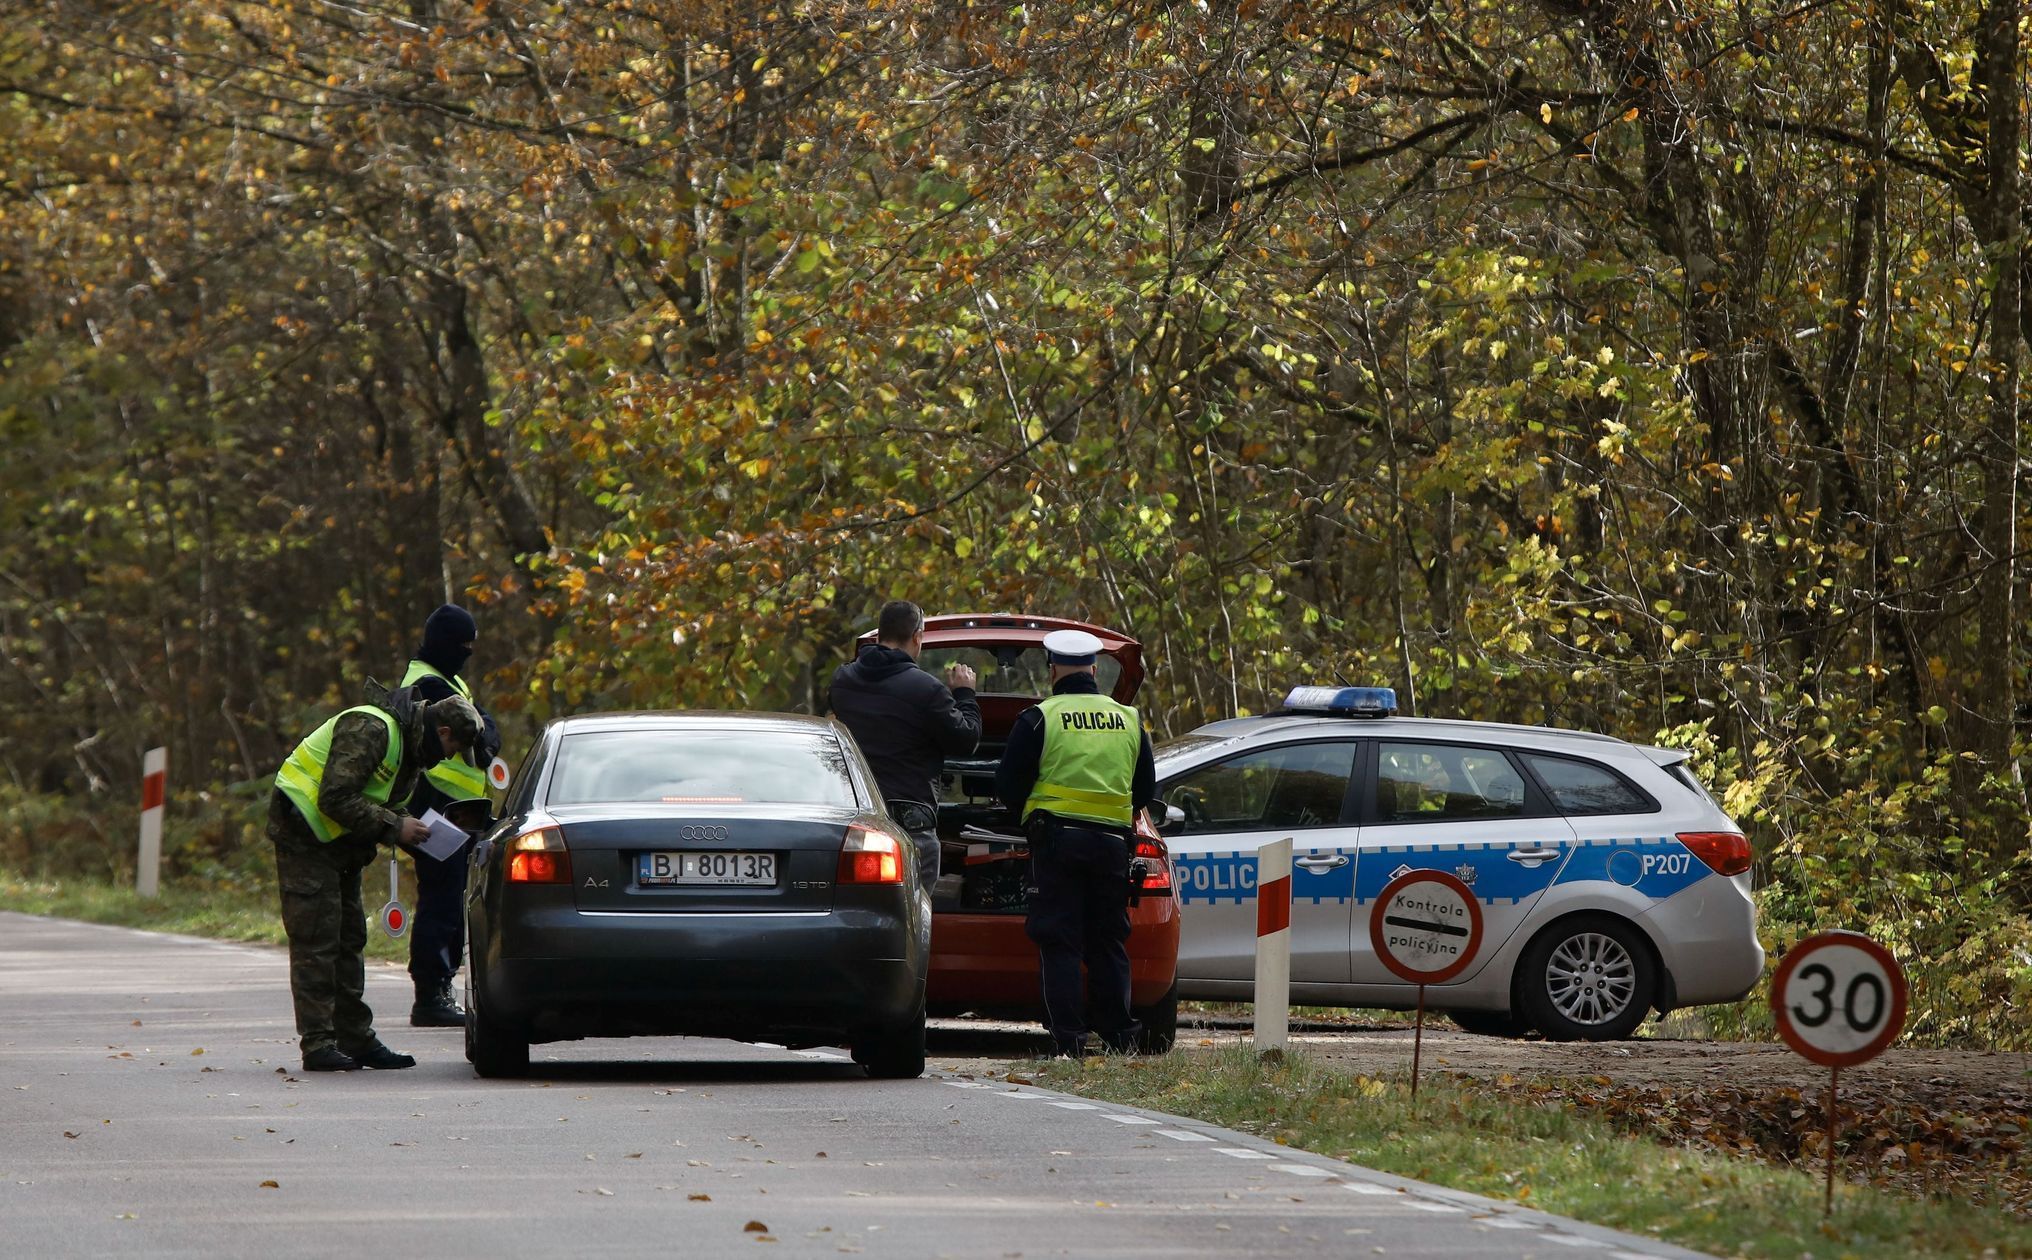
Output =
[
  {"x1": 1483, "y1": 1074, "x2": 2032, "y2": 1216},
  {"x1": 259, "y1": 1180, "x2": 279, "y2": 1189}
]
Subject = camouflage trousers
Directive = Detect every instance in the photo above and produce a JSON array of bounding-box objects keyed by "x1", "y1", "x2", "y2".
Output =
[{"x1": 272, "y1": 834, "x2": 379, "y2": 1055}]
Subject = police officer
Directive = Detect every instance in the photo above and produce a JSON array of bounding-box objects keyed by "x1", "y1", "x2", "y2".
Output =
[
  {"x1": 268, "y1": 685, "x2": 484, "y2": 1072},
  {"x1": 996, "y1": 628, "x2": 1156, "y2": 1057},
  {"x1": 399, "y1": 604, "x2": 503, "y2": 1027}
]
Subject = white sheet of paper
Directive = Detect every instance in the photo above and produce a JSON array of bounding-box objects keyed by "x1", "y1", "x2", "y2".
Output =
[{"x1": 413, "y1": 809, "x2": 471, "y2": 861}]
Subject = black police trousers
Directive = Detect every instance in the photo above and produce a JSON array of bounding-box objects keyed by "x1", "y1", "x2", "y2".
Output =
[
  {"x1": 408, "y1": 836, "x2": 474, "y2": 987},
  {"x1": 1024, "y1": 821, "x2": 1135, "y2": 1056}
]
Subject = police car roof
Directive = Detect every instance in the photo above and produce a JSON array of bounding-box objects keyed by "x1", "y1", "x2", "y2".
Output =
[{"x1": 1187, "y1": 712, "x2": 1633, "y2": 749}]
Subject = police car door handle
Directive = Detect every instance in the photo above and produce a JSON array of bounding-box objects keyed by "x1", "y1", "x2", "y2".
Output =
[
  {"x1": 1506, "y1": 847, "x2": 1562, "y2": 865},
  {"x1": 1294, "y1": 854, "x2": 1349, "y2": 872}
]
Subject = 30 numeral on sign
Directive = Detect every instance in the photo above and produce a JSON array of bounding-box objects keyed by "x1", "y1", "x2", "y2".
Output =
[{"x1": 1788, "y1": 964, "x2": 1886, "y2": 1035}]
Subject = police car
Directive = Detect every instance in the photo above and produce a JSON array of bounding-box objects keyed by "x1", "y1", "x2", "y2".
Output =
[{"x1": 1154, "y1": 686, "x2": 1762, "y2": 1040}]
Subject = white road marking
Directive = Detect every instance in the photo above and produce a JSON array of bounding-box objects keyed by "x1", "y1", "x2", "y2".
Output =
[
  {"x1": 944, "y1": 1080, "x2": 992, "y2": 1089},
  {"x1": 1047, "y1": 1101, "x2": 1100, "y2": 1110},
  {"x1": 1536, "y1": 1237, "x2": 1607, "y2": 1249},
  {"x1": 1154, "y1": 1129, "x2": 1217, "y2": 1142},
  {"x1": 1342, "y1": 1182, "x2": 1394, "y2": 1195},
  {"x1": 1212, "y1": 1148, "x2": 1276, "y2": 1160},
  {"x1": 1267, "y1": 1163, "x2": 1333, "y2": 1178},
  {"x1": 1476, "y1": 1216, "x2": 1534, "y2": 1228},
  {"x1": 1100, "y1": 1115, "x2": 1161, "y2": 1125},
  {"x1": 1403, "y1": 1201, "x2": 1464, "y2": 1214},
  {"x1": 794, "y1": 1050, "x2": 850, "y2": 1061}
]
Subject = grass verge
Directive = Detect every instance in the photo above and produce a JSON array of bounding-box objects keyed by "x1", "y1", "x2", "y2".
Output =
[
  {"x1": 0, "y1": 870, "x2": 410, "y2": 963},
  {"x1": 1034, "y1": 1047, "x2": 2032, "y2": 1259}
]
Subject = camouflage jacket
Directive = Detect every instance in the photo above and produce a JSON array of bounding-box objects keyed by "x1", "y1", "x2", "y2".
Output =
[{"x1": 267, "y1": 701, "x2": 429, "y2": 849}]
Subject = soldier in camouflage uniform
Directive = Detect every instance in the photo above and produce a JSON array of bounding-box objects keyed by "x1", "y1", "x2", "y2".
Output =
[{"x1": 267, "y1": 687, "x2": 484, "y2": 1072}]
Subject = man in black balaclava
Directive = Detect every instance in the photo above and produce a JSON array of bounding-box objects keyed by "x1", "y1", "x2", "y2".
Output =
[{"x1": 399, "y1": 603, "x2": 502, "y2": 1027}]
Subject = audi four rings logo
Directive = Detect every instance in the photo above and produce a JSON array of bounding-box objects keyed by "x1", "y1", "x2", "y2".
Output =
[{"x1": 679, "y1": 825, "x2": 730, "y2": 841}]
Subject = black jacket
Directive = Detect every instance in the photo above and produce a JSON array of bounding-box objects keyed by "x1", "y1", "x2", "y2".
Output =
[
  {"x1": 828, "y1": 644, "x2": 981, "y2": 809},
  {"x1": 996, "y1": 672, "x2": 1156, "y2": 829}
]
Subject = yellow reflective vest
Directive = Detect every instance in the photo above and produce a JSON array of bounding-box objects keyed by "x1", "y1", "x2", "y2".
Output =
[
  {"x1": 273, "y1": 706, "x2": 404, "y2": 842},
  {"x1": 1021, "y1": 693, "x2": 1142, "y2": 828},
  {"x1": 401, "y1": 659, "x2": 489, "y2": 803}
]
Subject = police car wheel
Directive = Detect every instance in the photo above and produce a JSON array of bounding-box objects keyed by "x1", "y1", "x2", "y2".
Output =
[{"x1": 1516, "y1": 915, "x2": 1655, "y2": 1042}]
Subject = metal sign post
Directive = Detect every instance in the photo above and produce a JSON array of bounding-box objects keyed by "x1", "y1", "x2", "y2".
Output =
[
  {"x1": 1252, "y1": 838, "x2": 1294, "y2": 1055},
  {"x1": 1769, "y1": 931, "x2": 1908, "y2": 1217},
  {"x1": 1369, "y1": 869, "x2": 1483, "y2": 1098}
]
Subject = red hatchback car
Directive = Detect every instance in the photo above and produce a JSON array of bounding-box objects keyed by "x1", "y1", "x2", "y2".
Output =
[{"x1": 852, "y1": 614, "x2": 1181, "y2": 1052}]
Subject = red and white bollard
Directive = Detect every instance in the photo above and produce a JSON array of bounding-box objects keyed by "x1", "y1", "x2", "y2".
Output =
[
  {"x1": 136, "y1": 747, "x2": 166, "y2": 899},
  {"x1": 1253, "y1": 836, "x2": 1294, "y2": 1053}
]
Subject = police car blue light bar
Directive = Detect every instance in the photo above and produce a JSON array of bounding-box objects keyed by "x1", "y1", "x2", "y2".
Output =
[{"x1": 1280, "y1": 685, "x2": 1398, "y2": 717}]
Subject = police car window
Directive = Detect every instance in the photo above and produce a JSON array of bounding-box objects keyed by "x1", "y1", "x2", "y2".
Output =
[
  {"x1": 917, "y1": 646, "x2": 1122, "y2": 696},
  {"x1": 1165, "y1": 742, "x2": 1356, "y2": 834},
  {"x1": 1521, "y1": 753, "x2": 1656, "y2": 816},
  {"x1": 1375, "y1": 743, "x2": 1526, "y2": 823}
]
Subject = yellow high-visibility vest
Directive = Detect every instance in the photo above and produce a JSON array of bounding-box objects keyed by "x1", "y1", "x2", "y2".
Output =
[
  {"x1": 1021, "y1": 693, "x2": 1142, "y2": 828},
  {"x1": 401, "y1": 659, "x2": 489, "y2": 803},
  {"x1": 274, "y1": 706, "x2": 404, "y2": 842}
]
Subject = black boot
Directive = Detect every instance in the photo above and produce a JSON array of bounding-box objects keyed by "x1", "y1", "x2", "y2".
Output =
[
  {"x1": 341, "y1": 1040, "x2": 417, "y2": 1070},
  {"x1": 410, "y1": 977, "x2": 465, "y2": 1028},
  {"x1": 302, "y1": 1045, "x2": 360, "y2": 1072}
]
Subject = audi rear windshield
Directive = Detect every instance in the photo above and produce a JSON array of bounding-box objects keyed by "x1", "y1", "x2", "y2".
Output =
[{"x1": 545, "y1": 728, "x2": 861, "y2": 809}]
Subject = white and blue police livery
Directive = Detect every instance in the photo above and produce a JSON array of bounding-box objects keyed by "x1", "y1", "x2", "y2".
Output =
[{"x1": 1154, "y1": 687, "x2": 1762, "y2": 1040}]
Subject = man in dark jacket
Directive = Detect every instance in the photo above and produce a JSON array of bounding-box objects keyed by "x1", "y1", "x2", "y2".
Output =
[
  {"x1": 828, "y1": 600, "x2": 980, "y2": 883},
  {"x1": 268, "y1": 686, "x2": 485, "y2": 1072},
  {"x1": 398, "y1": 603, "x2": 503, "y2": 1027}
]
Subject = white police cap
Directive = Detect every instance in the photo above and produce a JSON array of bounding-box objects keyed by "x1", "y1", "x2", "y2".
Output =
[{"x1": 1042, "y1": 628, "x2": 1104, "y2": 665}]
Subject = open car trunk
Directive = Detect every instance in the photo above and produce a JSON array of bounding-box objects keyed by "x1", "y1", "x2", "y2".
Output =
[{"x1": 855, "y1": 614, "x2": 1144, "y2": 913}]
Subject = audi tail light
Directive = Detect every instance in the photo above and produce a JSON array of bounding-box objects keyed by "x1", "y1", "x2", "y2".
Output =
[
  {"x1": 507, "y1": 825, "x2": 572, "y2": 884},
  {"x1": 838, "y1": 825, "x2": 905, "y2": 886},
  {"x1": 1678, "y1": 831, "x2": 1752, "y2": 877}
]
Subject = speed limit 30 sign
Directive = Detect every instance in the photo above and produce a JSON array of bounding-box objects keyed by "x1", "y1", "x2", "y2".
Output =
[{"x1": 1771, "y1": 931, "x2": 1907, "y2": 1068}]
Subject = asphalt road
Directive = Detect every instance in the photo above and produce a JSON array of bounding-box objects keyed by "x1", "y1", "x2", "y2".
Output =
[{"x1": 0, "y1": 912, "x2": 1704, "y2": 1258}]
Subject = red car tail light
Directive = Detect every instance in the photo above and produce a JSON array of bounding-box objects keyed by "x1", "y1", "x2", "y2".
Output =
[
  {"x1": 1678, "y1": 831, "x2": 1752, "y2": 876},
  {"x1": 838, "y1": 825, "x2": 904, "y2": 885},
  {"x1": 1133, "y1": 837, "x2": 1173, "y2": 895},
  {"x1": 507, "y1": 826, "x2": 572, "y2": 884}
]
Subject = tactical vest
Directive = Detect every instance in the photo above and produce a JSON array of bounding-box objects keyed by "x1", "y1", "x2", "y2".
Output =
[
  {"x1": 1021, "y1": 693, "x2": 1142, "y2": 828},
  {"x1": 401, "y1": 659, "x2": 489, "y2": 803},
  {"x1": 274, "y1": 706, "x2": 405, "y2": 842}
]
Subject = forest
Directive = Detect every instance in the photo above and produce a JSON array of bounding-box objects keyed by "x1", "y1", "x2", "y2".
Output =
[{"x1": 0, "y1": 0, "x2": 2026, "y2": 1044}]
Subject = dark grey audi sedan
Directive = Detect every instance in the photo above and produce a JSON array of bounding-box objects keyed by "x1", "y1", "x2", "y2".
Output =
[{"x1": 463, "y1": 712, "x2": 931, "y2": 1078}]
